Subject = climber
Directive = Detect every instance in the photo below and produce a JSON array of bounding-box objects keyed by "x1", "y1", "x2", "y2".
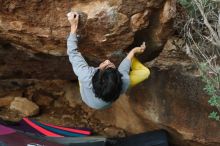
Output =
[{"x1": 67, "y1": 12, "x2": 150, "y2": 109}]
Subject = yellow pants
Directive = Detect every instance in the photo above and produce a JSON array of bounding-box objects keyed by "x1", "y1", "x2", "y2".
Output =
[{"x1": 129, "y1": 57, "x2": 150, "y2": 87}]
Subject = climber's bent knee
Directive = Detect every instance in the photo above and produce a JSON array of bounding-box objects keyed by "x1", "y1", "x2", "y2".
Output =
[{"x1": 129, "y1": 57, "x2": 151, "y2": 88}]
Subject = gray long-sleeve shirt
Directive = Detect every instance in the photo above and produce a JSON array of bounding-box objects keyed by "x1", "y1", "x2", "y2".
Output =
[{"x1": 67, "y1": 33, "x2": 131, "y2": 109}]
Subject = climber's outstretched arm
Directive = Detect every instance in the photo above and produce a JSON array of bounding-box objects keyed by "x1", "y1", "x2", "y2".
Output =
[
  {"x1": 118, "y1": 42, "x2": 149, "y2": 89},
  {"x1": 126, "y1": 42, "x2": 146, "y2": 61},
  {"x1": 67, "y1": 12, "x2": 95, "y2": 81},
  {"x1": 118, "y1": 42, "x2": 146, "y2": 76}
]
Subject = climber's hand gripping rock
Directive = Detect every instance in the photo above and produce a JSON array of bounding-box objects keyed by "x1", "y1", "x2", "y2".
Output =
[
  {"x1": 132, "y1": 42, "x2": 146, "y2": 54},
  {"x1": 67, "y1": 12, "x2": 79, "y2": 34}
]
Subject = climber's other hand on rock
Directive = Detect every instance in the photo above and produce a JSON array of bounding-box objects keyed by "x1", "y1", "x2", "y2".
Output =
[
  {"x1": 140, "y1": 42, "x2": 146, "y2": 50},
  {"x1": 132, "y1": 42, "x2": 146, "y2": 54},
  {"x1": 67, "y1": 12, "x2": 79, "y2": 34},
  {"x1": 126, "y1": 42, "x2": 146, "y2": 60}
]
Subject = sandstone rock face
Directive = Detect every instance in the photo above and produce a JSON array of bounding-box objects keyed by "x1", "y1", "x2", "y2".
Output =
[
  {"x1": 10, "y1": 97, "x2": 39, "y2": 116},
  {"x1": 129, "y1": 38, "x2": 220, "y2": 146},
  {"x1": 0, "y1": 62, "x2": 219, "y2": 146},
  {"x1": 0, "y1": 96, "x2": 14, "y2": 107},
  {"x1": 64, "y1": 82, "x2": 82, "y2": 108},
  {"x1": 91, "y1": 38, "x2": 220, "y2": 146},
  {"x1": 33, "y1": 95, "x2": 54, "y2": 107},
  {"x1": 2, "y1": 1, "x2": 217, "y2": 146},
  {"x1": 0, "y1": 0, "x2": 175, "y2": 79},
  {"x1": 129, "y1": 69, "x2": 220, "y2": 146}
]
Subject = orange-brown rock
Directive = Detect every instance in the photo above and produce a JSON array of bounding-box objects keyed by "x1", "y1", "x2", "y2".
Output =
[
  {"x1": 0, "y1": 0, "x2": 175, "y2": 79},
  {"x1": 0, "y1": 96, "x2": 14, "y2": 107},
  {"x1": 10, "y1": 97, "x2": 39, "y2": 116},
  {"x1": 3, "y1": 1, "x2": 217, "y2": 146},
  {"x1": 92, "y1": 38, "x2": 220, "y2": 146},
  {"x1": 129, "y1": 68, "x2": 220, "y2": 146}
]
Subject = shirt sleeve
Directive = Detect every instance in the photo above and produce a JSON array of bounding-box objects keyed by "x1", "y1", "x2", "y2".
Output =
[
  {"x1": 118, "y1": 58, "x2": 131, "y2": 93},
  {"x1": 67, "y1": 33, "x2": 96, "y2": 81}
]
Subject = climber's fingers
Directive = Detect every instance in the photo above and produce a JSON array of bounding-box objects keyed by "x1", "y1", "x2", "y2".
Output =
[
  {"x1": 67, "y1": 12, "x2": 73, "y2": 20},
  {"x1": 67, "y1": 12, "x2": 79, "y2": 22},
  {"x1": 140, "y1": 47, "x2": 145, "y2": 53},
  {"x1": 141, "y1": 42, "x2": 146, "y2": 49}
]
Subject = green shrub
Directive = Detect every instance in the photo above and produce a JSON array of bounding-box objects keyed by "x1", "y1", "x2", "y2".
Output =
[{"x1": 200, "y1": 63, "x2": 220, "y2": 120}]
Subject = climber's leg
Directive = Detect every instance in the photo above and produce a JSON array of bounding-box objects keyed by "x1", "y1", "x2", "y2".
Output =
[{"x1": 129, "y1": 57, "x2": 150, "y2": 88}]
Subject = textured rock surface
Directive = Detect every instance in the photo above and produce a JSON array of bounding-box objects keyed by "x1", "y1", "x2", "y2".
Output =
[
  {"x1": 0, "y1": 0, "x2": 175, "y2": 79},
  {"x1": 0, "y1": 1, "x2": 217, "y2": 146},
  {"x1": 93, "y1": 38, "x2": 220, "y2": 146},
  {"x1": 0, "y1": 96, "x2": 14, "y2": 107},
  {"x1": 10, "y1": 97, "x2": 39, "y2": 116},
  {"x1": 129, "y1": 69, "x2": 220, "y2": 146},
  {"x1": 33, "y1": 95, "x2": 54, "y2": 107},
  {"x1": 0, "y1": 63, "x2": 219, "y2": 146},
  {"x1": 129, "y1": 38, "x2": 220, "y2": 146}
]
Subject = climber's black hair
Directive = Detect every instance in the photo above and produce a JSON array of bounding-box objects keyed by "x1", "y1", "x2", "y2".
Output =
[{"x1": 92, "y1": 68, "x2": 122, "y2": 102}]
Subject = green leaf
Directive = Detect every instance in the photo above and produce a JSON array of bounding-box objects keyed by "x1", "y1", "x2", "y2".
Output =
[
  {"x1": 208, "y1": 96, "x2": 219, "y2": 106},
  {"x1": 209, "y1": 111, "x2": 220, "y2": 121}
]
